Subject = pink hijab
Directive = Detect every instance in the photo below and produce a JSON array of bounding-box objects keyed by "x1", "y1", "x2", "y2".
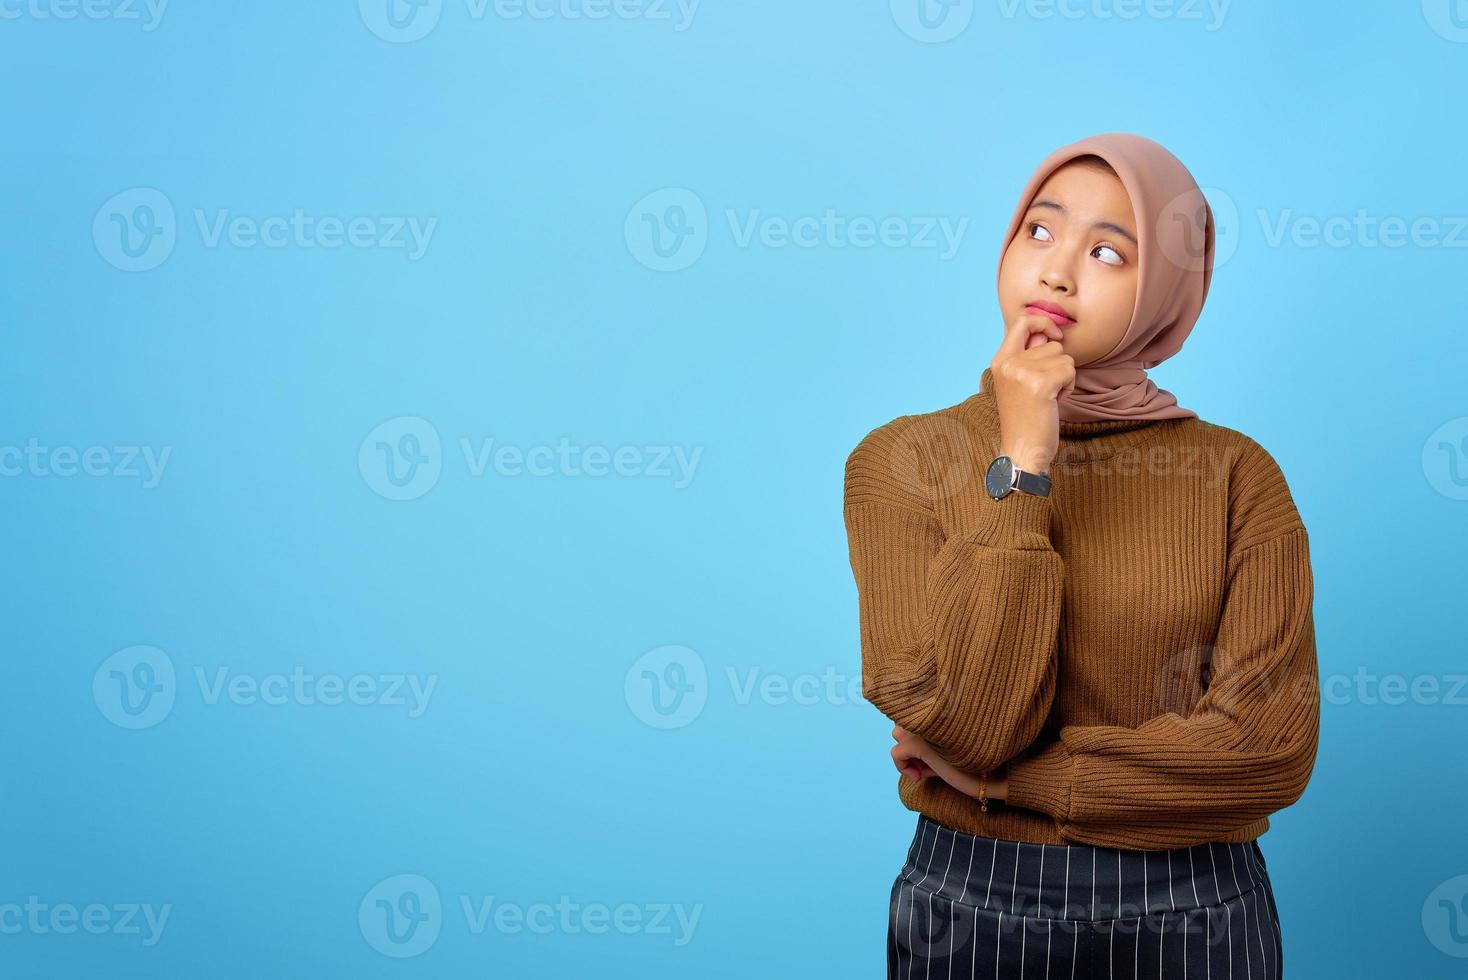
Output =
[{"x1": 991, "y1": 132, "x2": 1215, "y2": 422}]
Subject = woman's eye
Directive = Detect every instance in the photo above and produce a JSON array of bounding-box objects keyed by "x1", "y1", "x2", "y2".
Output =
[
  {"x1": 1095, "y1": 245, "x2": 1123, "y2": 266},
  {"x1": 1028, "y1": 222, "x2": 1053, "y2": 243}
]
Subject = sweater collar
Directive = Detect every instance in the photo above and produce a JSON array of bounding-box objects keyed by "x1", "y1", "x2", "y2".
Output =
[{"x1": 965, "y1": 367, "x2": 1186, "y2": 464}]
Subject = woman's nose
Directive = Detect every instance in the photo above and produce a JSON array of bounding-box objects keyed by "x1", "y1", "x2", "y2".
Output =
[{"x1": 1040, "y1": 269, "x2": 1074, "y2": 294}]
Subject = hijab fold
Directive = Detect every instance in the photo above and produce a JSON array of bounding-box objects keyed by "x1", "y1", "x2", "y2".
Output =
[{"x1": 988, "y1": 132, "x2": 1214, "y2": 422}]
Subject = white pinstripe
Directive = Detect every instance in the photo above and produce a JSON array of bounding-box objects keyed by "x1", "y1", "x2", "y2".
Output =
[
  {"x1": 1186, "y1": 847, "x2": 1201, "y2": 978},
  {"x1": 993, "y1": 910, "x2": 1001, "y2": 980},
  {"x1": 1015, "y1": 839, "x2": 1027, "y2": 974},
  {"x1": 893, "y1": 825, "x2": 924, "y2": 980},
  {"x1": 1225, "y1": 844, "x2": 1255, "y2": 980},
  {"x1": 894, "y1": 828, "x2": 1282, "y2": 979},
  {"x1": 951, "y1": 832, "x2": 976, "y2": 980},
  {"x1": 1207, "y1": 844, "x2": 1231, "y2": 980},
  {"x1": 1068, "y1": 845, "x2": 1079, "y2": 980},
  {"x1": 1039, "y1": 844, "x2": 1051, "y2": 980},
  {"x1": 1246, "y1": 845, "x2": 1282, "y2": 975},
  {"x1": 907, "y1": 822, "x2": 936, "y2": 980},
  {"x1": 1237, "y1": 846, "x2": 1273, "y2": 979},
  {"x1": 927, "y1": 829, "x2": 956, "y2": 980},
  {"x1": 985, "y1": 838, "x2": 999, "y2": 904},
  {"x1": 1167, "y1": 852, "x2": 1177, "y2": 911},
  {"x1": 1157, "y1": 911, "x2": 1166, "y2": 980},
  {"x1": 979, "y1": 838, "x2": 997, "y2": 980},
  {"x1": 1111, "y1": 851, "x2": 1121, "y2": 978}
]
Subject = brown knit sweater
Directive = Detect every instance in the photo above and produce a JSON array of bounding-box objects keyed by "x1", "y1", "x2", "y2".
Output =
[{"x1": 843, "y1": 367, "x2": 1320, "y2": 850}]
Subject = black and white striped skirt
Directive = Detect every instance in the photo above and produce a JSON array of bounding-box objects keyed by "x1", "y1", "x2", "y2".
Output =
[{"x1": 889, "y1": 813, "x2": 1283, "y2": 979}]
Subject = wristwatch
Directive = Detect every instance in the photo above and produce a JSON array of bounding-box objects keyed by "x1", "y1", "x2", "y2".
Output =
[{"x1": 984, "y1": 455, "x2": 1051, "y2": 500}]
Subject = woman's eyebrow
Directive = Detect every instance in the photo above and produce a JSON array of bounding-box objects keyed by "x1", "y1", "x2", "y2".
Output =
[{"x1": 1028, "y1": 198, "x2": 1139, "y2": 247}]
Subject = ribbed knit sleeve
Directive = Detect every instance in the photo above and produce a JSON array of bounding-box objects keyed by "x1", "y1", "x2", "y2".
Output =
[
  {"x1": 1002, "y1": 440, "x2": 1321, "y2": 850},
  {"x1": 842, "y1": 422, "x2": 1065, "y2": 774}
]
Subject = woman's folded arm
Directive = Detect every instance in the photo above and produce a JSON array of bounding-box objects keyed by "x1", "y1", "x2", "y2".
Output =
[
  {"x1": 1001, "y1": 525, "x2": 1320, "y2": 850},
  {"x1": 843, "y1": 423, "x2": 1065, "y2": 774}
]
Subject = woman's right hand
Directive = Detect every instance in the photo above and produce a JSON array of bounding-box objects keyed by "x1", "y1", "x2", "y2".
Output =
[{"x1": 987, "y1": 314, "x2": 1077, "y2": 476}]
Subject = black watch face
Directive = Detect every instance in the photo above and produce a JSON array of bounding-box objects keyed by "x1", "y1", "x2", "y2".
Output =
[{"x1": 985, "y1": 456, "x2": 1013, "y2": 499}]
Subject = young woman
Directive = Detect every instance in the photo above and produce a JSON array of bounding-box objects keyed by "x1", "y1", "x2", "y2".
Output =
[{"x1": 842, "y1": 133, "x2": 1319, "y2": 978}]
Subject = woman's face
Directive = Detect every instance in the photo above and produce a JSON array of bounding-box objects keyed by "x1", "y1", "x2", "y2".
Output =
[{"x1": 997, "y1": 160, "x2": 1139, "y2": 366}]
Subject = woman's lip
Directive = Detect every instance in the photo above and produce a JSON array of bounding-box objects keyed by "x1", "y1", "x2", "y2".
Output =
[{"x1": 1026, "y1": 303, "x2": 1076, "y2": 327}]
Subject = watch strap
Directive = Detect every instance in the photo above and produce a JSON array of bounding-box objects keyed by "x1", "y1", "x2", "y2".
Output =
[{"x1": 1014, "y1": 467, "x2": 1052, "y2": 497}]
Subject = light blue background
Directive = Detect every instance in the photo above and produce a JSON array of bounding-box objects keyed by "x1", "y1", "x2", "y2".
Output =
[{"x1": 3, "y1": 1, "x2": 1466, "y2": 976}]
